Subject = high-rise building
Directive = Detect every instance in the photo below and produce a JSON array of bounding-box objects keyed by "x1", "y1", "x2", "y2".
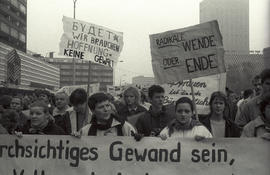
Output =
[
  {"x1": 0, "y1": 42, "x2": 60, "y2": 90},
  {"x1": 0, "y1": 0, "x2": 27, "y2": 52},
  {"x1": 44, "y1": 57, "x2": 113, "y2": 92},
  {"x1": 200, "y1": 0, "x2": 249, "y2": 54}
]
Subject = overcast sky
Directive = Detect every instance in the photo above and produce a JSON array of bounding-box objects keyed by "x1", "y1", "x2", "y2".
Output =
[{"x1": 27, "y1": 0, "x2": 270, "y2": 85}]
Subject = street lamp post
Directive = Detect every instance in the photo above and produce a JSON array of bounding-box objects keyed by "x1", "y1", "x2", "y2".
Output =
[{"x1": 72, "y1": 0, "x2": 77, "y2": 85}]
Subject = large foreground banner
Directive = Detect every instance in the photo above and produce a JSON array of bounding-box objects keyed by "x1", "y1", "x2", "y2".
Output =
[
  {"x1": 59, "y1": 16, "x2": 124, "y2": 68},
  {"x1": 150, "y1": 20, "x2": 225, "y2": 84},
  {"x1": 0, "y1": 135, "x2": 269, "y2": 175}
]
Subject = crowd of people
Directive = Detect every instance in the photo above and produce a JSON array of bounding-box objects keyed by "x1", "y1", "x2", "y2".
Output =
[{"x1": 0, "y1": 68, "x2": 270, "y2": 142}]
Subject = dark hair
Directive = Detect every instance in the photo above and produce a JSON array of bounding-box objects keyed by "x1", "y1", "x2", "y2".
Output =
[
  {"x1": 243, "y1": 89, "x2": 254, "y2": 99},
  {"x1": 88, "y1": 92, "x2": 109, "y2": 111},
  {"x1": 29, "y1": 100, "x2": 49, "y2": 114},
  {"x1": 0, "y1": 109, "x2": 19, "y2": 134},
  {"x1": 12, "y1": 96, "x2": 22, "y2": 106},
  {"x1": 69, "y1": 88, "x2": 87, "y2": 106},
  {"x1": 260, "y1": 68, "x2": 270, "y2": 84},
  {"x1": 175, "y1": 97, "x2": 194, "y2": 112},
  {"x1": 0, "y1": 95, "x2": 12, "y2": 109},
  {"x1": 260, "y1": 93, "x2": 270, "y2": 116},
  {"x1": 252, "y1": 75, "x2": 261, "y2": 84},
  {"x1": 148, "y1": 85, "x2": 164, "y2": 99},
  {"x1": 34, "y1": 89, "x2": 50, "y2": 98},
  {"x1": 209, "y1": 91, "x2": 228, "y2": 115}
]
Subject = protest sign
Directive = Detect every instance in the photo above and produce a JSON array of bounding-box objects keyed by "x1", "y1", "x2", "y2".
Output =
[
  {"x1": 57, "y1": 83, "x2": 100, "y2": 96},
  {"x1": 162, "y1": 73, "x2": 226, "y2": 114},
  {"x1": 0, "y1": 135, "x2": 269, "y2": 175},
  {"x1": 106, "y1": 85, "x2": 125, "y2": 97},
  {"x1": 150, "y1": 20, "x2": 225, "y2": 84},
  {"x1": 59, "y1": 16, "x2": 124, "y2": 68}
]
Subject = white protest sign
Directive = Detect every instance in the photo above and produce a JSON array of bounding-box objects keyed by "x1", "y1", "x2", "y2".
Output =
[
  {"x1": 106, "y1": 85, "x2": 124, "y2": 97},
  {"x1": 59, "y1": 16, "x2": 124, "y2": 67},
  {"x1": 57, "y1": 83, "x2": 100, "y2": 96},
  {"x1": 0, "y1": 136, "x2": 269, "y2": 175},
  {"x1": 162, "y1": 73, "x2": 226, "y2": 114},
  {"x1": 150, "y1": 20, "x2": 226, "y2": 84}
]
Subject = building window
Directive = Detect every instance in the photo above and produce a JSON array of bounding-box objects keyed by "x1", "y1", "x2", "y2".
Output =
[
  {"x1": 19, "y1": 3, "x2": 26, "y2": 14},
  {"x1": 10, "y1": 0, "x2": 18, "y2": 8},
  {"x1": 0, "y1": 22, "x2": 9, "y2": 34},
  {"x1": 19, "y1": 33, "x2": 25, "y2": 42},
  {"x1": 10, "y1": 28, "x2": 18, "y2": 39}
]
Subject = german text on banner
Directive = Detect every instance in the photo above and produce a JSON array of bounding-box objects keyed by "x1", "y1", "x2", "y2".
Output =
[
  {"x1": 162, "y1": 73, "x2": 226, "y2": 114},
  {"x1": 59, "y1": 16, "x2": 124, "y2": 68},
  {"x1": 0, "y1": 135, "x2": 269, "y2": 175},
  {"x1": 150, "y1": 20, "x2": 226, "y2": 84}
]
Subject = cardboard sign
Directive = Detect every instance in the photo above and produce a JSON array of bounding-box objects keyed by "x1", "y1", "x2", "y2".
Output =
[
  {"x1": 150, "y1": 20, "x2": 226, "y2": 84},
  {"x1": 59, "y1": 16, "x2": 124, "y2": 67},
  {"x1": 57, "y1": 83, "x2": 100, "y2": 96},
  {"x1": 162, "y1": 73, "x2": 226, "y2": 114},
  {"x1": 0, "y1": 135, "x2": 269, "y2": 175}
]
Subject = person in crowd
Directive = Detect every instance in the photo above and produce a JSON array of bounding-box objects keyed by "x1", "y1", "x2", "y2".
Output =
[
  {"x1": 0, "y1": 109, "x2": 18, "y2": 134},
  {"x1": 78, "y1": 92, "x2": 136, "y2": 136},
  {"x1": 140, "y1": 91, "x2": 151, "y2": 110},
  {"x1": 199, "y1": 91, "x2": 240, "y2": 137},
  {"x1": 10, "y1": 96, "x2": 29, "y2": 130},
  {"x1": 34, "y1": 89, "x2": 54, "y2": 115},
  {"x1": 226, "y1": 90, "x2": 238, "y2": 121},
  {"x1": 252, "y1": 75, "x2": 262, "y2": 96},
  {"x1": 235, "y1": 69, "x2": 270, "y2": 128},
  {"x1": 0, "y1": 123, "x2": 8, "y2": 134},
  {"x1": 237, "y1": 89, "x2": 254, "y2": 108},
  {"x1": 159, "y1": 97, "x2": 212, "y2": 140},
  {"x1": 135, "y1": 85, "x2": 174, "y2": 137},
  {"x1": 54, "y1": 88, "x2": 91, "y2": 134},
  {"x1": 20, "y1": 101, "x2": 64, "y2": 135},
  {"x1": 241, "y1": 93, "x2": 270, "y2": 138},
  {"x1": 53, "y1": 92, "x2": 69, "y2": 116},
  {"x1": 118, "y1": 86, "x2": 147, "y2": 122},
  {"x1": 0, "y1": 95, "x2": 12, "y2": 112}
]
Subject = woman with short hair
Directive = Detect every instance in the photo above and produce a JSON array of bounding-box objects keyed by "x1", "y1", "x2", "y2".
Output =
[{"x1": 160, "y1": 97, "x2": 212, "y2": 140}]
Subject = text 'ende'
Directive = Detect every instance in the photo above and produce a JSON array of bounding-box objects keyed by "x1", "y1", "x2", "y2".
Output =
[{"x1": 185, "y1": 54, "x2": 217, "y2": 73}]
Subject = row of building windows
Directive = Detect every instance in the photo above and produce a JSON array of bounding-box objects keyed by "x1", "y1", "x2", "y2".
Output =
[
  {"x1": 21, "y1": 57, "x2": 59, "y2": 74},
  {"x1": 61, "y1": 77, "x2": 112, "y2": 83},
  {"x1": 0, "y1": 22, "x2": 25, "y2": 42},
  {"x1": 7, "y1": 0, "x2": 26, "y2": 15}
]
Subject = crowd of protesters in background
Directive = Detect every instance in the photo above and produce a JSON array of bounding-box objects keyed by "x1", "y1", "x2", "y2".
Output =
[{"x1": 0, "y1": 68, "x2": 270, "y2": 141}]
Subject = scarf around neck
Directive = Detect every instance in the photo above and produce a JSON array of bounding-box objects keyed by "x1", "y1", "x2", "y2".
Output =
[{"x1": 168, "y1": 118, "x2": 202, "y2": 136}]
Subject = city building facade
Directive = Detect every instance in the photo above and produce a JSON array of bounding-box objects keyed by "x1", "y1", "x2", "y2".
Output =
[
  {"x1": 132, "y1": 75, "x2": 155, "y2": 89},
  {"x1": 44, "y1": 57, "x2": 113, "y2": 92},
  {"x1": 200, "y1": 0, "x2": 249, "y2": 54},
  {"x1": 0, "y1": 42, "x2": 60, "y2": 90},
  {"x1": 0, "y1": 0, "x2": 27, "y2": 52}
]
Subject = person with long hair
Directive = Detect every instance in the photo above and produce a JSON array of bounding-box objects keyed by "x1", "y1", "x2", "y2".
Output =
[
  {"x1": 118, "y1": 86, "x2": 147, "y2": 123},
  {"x1": 159, "y1": 97, "x2": 212, "y2": 140},
  {"x1": 199, "y1": 91, "x2": 240, "y2": 137}
]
